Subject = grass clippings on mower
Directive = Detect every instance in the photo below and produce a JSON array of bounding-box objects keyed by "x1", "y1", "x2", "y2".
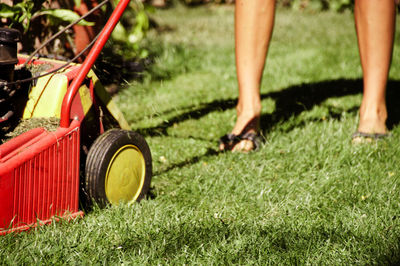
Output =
[
  {"x1": 24, "y1": 63, "x2": 54, "y2": 77},
  {"x1": 1, "y1": 117, "x2": 60, "y2": 143}
]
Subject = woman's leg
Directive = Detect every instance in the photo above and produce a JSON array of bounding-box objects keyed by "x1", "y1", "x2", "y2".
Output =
[
  {"x1": 220, "y1": 0, "x2": 276, "y2": 152},
  {"x1": 354, "y1": 0, "x2": 396, "y2": 135}
]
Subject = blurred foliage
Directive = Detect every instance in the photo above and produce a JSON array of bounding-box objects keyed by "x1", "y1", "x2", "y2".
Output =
[
  {"x1": 181, "y1": 0, "x2": 233, "y2": 5},
  {"x1": 0, "y1": 1, "x2": 93, "y2": 34},
  {"x1": 0, "y1": 0, "x2": 150, "y2": 60},
  {"x1": 111, "y1": 0, "x2": 152, "y2": 59},
  {"x1": 180, "y1": 0, "x2": 354, "y2": 12},
  {"x1": 280, "y1": 0, "x2": 354, "y2": 12},
  {"x1": 0, "y1": 0, "x2": 97, "y2": 56},
  {"x1": 92, "y1": 0, "x2": 154, "y2": 87}
]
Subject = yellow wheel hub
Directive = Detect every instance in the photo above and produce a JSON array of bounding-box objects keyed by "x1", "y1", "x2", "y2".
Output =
[{"x1": 105, "y1": 144, "x2": 146, "y2": 204}]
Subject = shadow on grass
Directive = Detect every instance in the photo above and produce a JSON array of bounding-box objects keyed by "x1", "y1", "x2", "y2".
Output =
[
  {"x1": 138, "y1": 78, "x2": 400, "y2": 138},
  {"x1": 145, "y1": 78, "x2": 400, "y2": 177},
  {"x1": 141, "y1": 78, "x2": 400, "y2": 262},
  {"x1": 146, "y1": 78, "x2": 400, "y2": 175},
  {"x1": 143, "y1": 77, "x2": 400, "y2": 174}
]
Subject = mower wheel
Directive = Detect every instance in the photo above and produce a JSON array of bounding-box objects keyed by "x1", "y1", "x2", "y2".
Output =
[{"x1": 84, "y1": 129, "x2": 152, "y2": 207}]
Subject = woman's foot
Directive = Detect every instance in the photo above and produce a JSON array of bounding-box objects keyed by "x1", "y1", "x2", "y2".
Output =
[
  {"x1": 219, "y1": 108, "x2": 261, "y2": 152},
  {"x1": 352, "y1": 104, "x2": 389, "y2": 143},
  {"x1": 357, "y1": 103, "x2": 388, "y2": 134}
]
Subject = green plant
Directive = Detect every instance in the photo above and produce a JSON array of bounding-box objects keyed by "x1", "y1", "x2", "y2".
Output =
[
  {"x1": 179, "y1": 0, "x2": 354, "y2": 12},
  {"x1": 0, "y1": 0, "x2": 151, "y2": 60},
  {"x1": 0, "y1": 0, "x2": 93, "y2": 55},
  {"x1": 0, "y1": 0, "x2": 92, "y2": 33},
  {"x1": 289, "y1": 0, "x2": 353, "y2": 12},
  {"x1": 329, "y1": 0, "x2": 353, "y2": 12},
  {"x1": 110, "y1": 0, "x2": 152, "y2": 59}
]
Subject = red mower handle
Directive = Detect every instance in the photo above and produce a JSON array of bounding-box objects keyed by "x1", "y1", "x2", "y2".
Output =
[{"x1": 60, "y1": 0, "x2": 131, "y2": 128}]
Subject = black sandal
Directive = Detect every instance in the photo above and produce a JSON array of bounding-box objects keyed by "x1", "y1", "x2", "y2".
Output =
[
  {"x1": 219, "y1": 131, "x2": 262, "y2": 152},
  {"x1": 351, "y1": 131, "x2": 390, "y2": 143}
]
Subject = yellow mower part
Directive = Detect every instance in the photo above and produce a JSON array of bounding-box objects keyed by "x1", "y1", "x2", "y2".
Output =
[
  {"x1": 105, "y1": 144, "x2": 146, "y2": 204},
  {"x1": 23, "y1": 74, "x2": 68, "y2": 119},
  {"x1": 88, "y1": 71, "x2": 130, "y2": 130},
  {"x1": 21, "y1": 58, "x2": 130, "y2": 130}
]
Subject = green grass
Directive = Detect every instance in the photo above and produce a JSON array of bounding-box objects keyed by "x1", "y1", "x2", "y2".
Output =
[{"x1": 2, "y1": 4, "x2": 400, "y2": 264}]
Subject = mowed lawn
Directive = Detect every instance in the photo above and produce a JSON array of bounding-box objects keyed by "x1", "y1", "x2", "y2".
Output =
[{"x1": 2, "y1": 4, "x2": 400, "y2": 264}]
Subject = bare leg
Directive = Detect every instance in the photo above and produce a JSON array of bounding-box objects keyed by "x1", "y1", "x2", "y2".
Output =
[
  {"x1": 220, "y1": 0, "x2": 276, "y2": 152},
  {"x1": 354, "y1": 0, "x2": 395, "y2": 135}
]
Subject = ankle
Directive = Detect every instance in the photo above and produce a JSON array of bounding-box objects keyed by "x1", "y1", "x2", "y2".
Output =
[
  {"x1": 236, "y1": 101, "x2": 261, "y2": 118},
  {"x1": 357, "y1": 106, "x2": 388, "y2": 134},
  {"x1": 359, "y1": 105, "x2": 387, "y2": 123},
  {"x1": 231, "y1": 108, "x2": 260, "y2": 135}
]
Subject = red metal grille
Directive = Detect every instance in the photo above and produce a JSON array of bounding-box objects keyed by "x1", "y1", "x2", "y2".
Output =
[{"x1": 0, "y1": 125, "x2": 81, "y2": 233}]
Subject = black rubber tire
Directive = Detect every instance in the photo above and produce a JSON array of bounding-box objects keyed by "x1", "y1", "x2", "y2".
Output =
[{"x1": 84, "y1": 129, "x2": 152, "y2": 207}]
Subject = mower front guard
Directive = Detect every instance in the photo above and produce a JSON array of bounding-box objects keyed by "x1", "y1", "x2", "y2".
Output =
[{"x1": 0, "y1": 0, "x2": 152, "y2": 234}]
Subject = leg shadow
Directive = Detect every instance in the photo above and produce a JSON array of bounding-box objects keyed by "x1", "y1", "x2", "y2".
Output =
[{"x1": 141, "y1": 78, "x2": 400, "y2": 174}]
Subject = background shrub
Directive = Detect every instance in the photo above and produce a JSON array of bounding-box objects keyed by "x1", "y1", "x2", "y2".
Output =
[
  {"x1": 181, "y1": 0, "x2": 355, "y2": 12},
  {"x1": 280, "y1": 0, "x2": 354, "y2": 12}
]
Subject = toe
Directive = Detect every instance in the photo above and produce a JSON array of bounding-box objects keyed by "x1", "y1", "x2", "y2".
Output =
[
  {"x1": 232, "y1": 140, "x2": 254, "y2": 153},
  {"x1": 352, "y1": 136, "x2": 373, "y2": 144}
]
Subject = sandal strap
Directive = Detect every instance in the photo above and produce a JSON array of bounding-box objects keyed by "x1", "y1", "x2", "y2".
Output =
[
  {"x1": 352, "y1": 131, "x2": 390, "y2": 140},
  {"x1": 219, "y1": 133, "x2": 239, "y2": 144},
  {"x1": 219, "y1": 132, "x2": 262, "y2": 151},
  {"x1": 219, "y1": 133, "x2": 240, "y2": 151}
]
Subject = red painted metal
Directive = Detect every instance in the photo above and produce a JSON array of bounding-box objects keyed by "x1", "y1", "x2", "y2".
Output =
[
  {"x1": 0, "y1": 211, "x2": 84, "y2": 235},
  {"x1": 0, "y1": 0, "x2": 132, "y2": 234},
  {"x1": 0, "y1": 128, "x2": 45, "y2": 160},
  {"x1": 60, "y1": 0, "x2": 131, "y2": 128},
  {"x1": 0, "y1": 120, "x2": 81, "y2": 234}
]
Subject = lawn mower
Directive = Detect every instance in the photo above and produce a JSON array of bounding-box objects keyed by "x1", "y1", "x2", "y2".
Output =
[{"x1": 0, "y1": 0, "x2": 152, "y2": 235}]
